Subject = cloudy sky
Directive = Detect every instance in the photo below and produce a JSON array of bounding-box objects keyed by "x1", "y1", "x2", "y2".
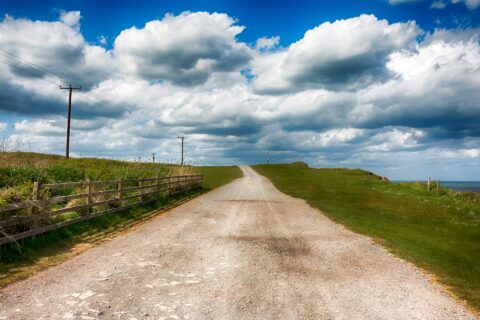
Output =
[{"x1": 0, "y1": 0, "x2": 479, "y2": 180}]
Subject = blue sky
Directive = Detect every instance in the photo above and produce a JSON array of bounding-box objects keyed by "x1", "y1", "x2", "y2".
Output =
[
  {"x1": 0, "y1": 0, "x2": 479, "y2": 180},
  {"x1": 2, "y1": 0, "x2": 479, "y2": 45}
]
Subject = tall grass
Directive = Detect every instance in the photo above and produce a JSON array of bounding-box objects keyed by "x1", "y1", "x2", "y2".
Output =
[{"x1": 0, "y1": 152, "x2": 198, "y2": 205}]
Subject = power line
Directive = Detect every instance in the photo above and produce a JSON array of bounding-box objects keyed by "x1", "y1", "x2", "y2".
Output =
[
  {"x1": 0, "y1": 48, "x2": 169, "y2": 160},
  {"x1": 0, "y1": 56, "x2": 63, "y2": 86},
  {"x1": 0, "y1": 48, "x2": 71, "y2": 85}
]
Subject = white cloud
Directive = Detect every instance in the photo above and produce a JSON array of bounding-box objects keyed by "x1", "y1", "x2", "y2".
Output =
[
  {"x1": 390, "y1": 0, "x2": 480, "y2": 9},
  {"x1": 14, "y1": 119, "x2": 64, "y2": 136},
  {"x1": 98, "y1": 35, "x2": 108, "y2": 45},
  {"x1": 1, "y1": 11, "x2": 480, "y2": 178},
  {"x1": 454, "y1": 0, "x2": 480, "y2": 9},
  {"x1": 0, "y1": 11, "x2": 113, "y2": 90},
  {"x1": 113, "y1": 12, "x2": 252, "y2": 86},
  {"x1": 251, "y1": 15, "x2": 420, "y2": 94},
  {"x1": 255, "y1": 36, "x2": 280, "y2": 50},
  {"x1": 366, "y1": 128, "x2": 424, "y2": 152},
  {"x1": 430, "y1": 0, "x2": 448, "y2": 8},
  {"x1": 59, "y1": 10, "x2": 81, "y2": 28},
  {"x1": 0, "y1": 122, "x2": 7, "y2": 132}
]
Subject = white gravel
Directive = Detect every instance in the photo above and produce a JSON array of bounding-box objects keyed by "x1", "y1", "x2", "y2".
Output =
[{"x1": 0, "y1": 166, "x2": 476, "y2": 319}]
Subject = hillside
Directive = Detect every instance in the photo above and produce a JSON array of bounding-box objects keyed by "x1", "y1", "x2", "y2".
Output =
[{"x1": 253, "y1": 163, "x2": 480, "y2": 312}]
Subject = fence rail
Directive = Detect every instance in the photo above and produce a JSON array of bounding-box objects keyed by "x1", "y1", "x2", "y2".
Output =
[{"x1": 0, "y1": 174, "x2": 202, "y2": 246}]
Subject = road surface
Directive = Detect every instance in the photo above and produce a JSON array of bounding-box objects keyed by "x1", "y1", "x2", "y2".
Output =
[{"x1": 0, "y1": 166, "x2": 476, "y2": 319}]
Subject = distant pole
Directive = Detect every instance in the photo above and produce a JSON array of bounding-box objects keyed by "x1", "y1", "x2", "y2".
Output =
[
  {"x1": 60, "y1": 84, "x2": 81, "y2": 159},
  {"x1": 152, "y1": 153, "x2": 156, "y2": 163},
  {"x1": 177, "y1": 136, "x2": 186, "y2": 165},
  {"x1": 266, "y1": 150, "x2": 270, "y2": 164}
]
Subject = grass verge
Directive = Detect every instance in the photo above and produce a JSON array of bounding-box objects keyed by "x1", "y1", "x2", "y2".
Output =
[
  {"x1": 253, "y1": 163, "x2": 480, "y2": 312},
  {"x1": 197, "y1": 165, "x2": 243, "y2": 190},
  {"x1": 0, "y1": 165, "x2": 241, "y2": 287}
]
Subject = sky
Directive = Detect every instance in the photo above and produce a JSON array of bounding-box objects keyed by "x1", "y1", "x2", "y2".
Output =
[{"x1": 0, "y1": 0, "x2": 479, "y2": 180}]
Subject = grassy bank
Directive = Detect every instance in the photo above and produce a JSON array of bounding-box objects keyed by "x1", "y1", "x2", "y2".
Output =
[
  {"x1": 253, "y1": 163, "x2": 480, "y2": 311},
  {"x1": 0, "y1": 152, "x2": 241, "y2": 286},
  {"x1": 0, "y1": 152, "x2": 197, "y2": 205},
  {"x1": 197, "y1": 165, "x2": 243, "y2": 190}
]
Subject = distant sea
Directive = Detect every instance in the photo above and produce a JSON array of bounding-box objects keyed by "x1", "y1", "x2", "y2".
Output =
[{"x1": 394, "y1": 181, "x2": 480, "y2": 193}]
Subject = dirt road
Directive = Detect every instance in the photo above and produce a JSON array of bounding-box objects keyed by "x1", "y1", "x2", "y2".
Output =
[{"x1": 0, "y1": 166, "x2": 476, "y2": 319}]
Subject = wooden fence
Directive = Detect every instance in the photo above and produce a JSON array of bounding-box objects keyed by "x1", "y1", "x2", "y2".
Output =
[{"x1": 0, "y1": 174, "x2": 202, "y2": 246}]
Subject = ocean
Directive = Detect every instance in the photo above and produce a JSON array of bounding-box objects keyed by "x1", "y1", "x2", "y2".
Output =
[{"x1": 394, "y1": 181, "x2": 480, "y2": 193}]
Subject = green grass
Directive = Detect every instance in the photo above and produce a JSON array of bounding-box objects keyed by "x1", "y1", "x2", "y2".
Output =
[
  {"x1": 198, "y1": 165, "x2": 242, "y2": 190},
  {"x1": 0, "y1": 152, "x2": 241, "y2": 286},
  {"x1": 0, "y1": 151, "x2": 197, "y2": 205},
  {"x1": 253, "y1": 163, "x2": 480, "y2": 312}
]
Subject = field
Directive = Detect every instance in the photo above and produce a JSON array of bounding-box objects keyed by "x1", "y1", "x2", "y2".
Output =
[
  {"x1": 0, "y1": 152, "x2": 241, "y2": 287},
  {"x1": 253, "y1": 163, "x2": 480, "y2": 312}
]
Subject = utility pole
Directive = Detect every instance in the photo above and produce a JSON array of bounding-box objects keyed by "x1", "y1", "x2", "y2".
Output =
[
  {"x1": 152, "y1": 153, "x2": 156, "y2": 163},
  {"x1": 177, "y1": 136, "x2": 186, "y2": 165},
  {"x1": 60, "y1": 84, "x2": 81, "y2": 159}
]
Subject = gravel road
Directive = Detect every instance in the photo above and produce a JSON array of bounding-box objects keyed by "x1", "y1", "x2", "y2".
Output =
[{"x1": 0, "y1": 166, "x2": 476, "y2": 319}]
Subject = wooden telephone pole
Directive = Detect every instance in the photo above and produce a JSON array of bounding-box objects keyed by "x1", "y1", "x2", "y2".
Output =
[
  {"x1": 60, "y1": 84, "x2": 81, "y2": 159},
  {"x1": 177, "y1": 136, "x2": 186, "y2": 165}
]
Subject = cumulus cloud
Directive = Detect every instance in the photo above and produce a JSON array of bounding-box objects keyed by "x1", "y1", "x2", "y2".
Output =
[
  {"x1": 354, "y1": 36, "x2": 480, "y2": 132},
  {"x1": 113, "y1": 12, "x2": 252, "y2": 86},
  {"x1": 255, "y1": 36, "x2": 280, "y2": 51},
  {"x1": 1, "y1": 11, "x2": 479, "y2": 178},
  {"x1": 0, "y1": 13, "x2": 113, "y2": 89},
  {"x1": 251, "y1": 15, "x2": 420, "y2": 94},
  {"x1": 0, "y1": 122, "x2": 7, "y2": 132},
  {"x1": 59, "y1": 10, "x2": 81, "y2": 28}
]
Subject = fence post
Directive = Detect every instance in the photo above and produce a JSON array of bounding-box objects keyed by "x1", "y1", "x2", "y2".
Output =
[
  {"x1": 86, "y1": 179, "x2": 93, "y2": 214},
  {"x1": 118, "y1": 179, "x2": 124, "y2": 207},
  {"x1": 167, "y1": 176, "x2": 172, "y2": 196},
  {"x1": 31, "y1": 181, "x2": 41, "y2": 238},
  {"x1": 436, "y1": 181, "x2": 440, "y2": 195},
  {"x1": 427, "y1": 176, "x2": 431, "y2": 191},
  {"x1": 139, "y1": 178, "x2": 146, "y2": 201}
]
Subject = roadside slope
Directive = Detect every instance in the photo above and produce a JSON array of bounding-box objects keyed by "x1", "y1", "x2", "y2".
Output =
[
  {"x1": 0, "y1": 165, "x2": 241, "y2": 288},
  {"x1": 253, "y1": 163, "x2": 480, "y2": 313},
  {"x1": 0, "y1": 166, "x2": 475, "y2": 319}
]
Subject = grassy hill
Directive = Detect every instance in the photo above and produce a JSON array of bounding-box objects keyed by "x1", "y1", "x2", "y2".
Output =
[{"x1": 253, "y1": 163, "x2": 480, "y2": 312}]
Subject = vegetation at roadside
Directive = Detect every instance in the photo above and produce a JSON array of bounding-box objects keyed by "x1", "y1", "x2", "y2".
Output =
[
  {"x1": 253, "y1": 163, "x2": 480, "y2": 312},
  {"x1": 0, "y1": 152, "x2": 197, "y2": 205},
  {"x1": 0, "y1": 153, "x2": 241, "y2": 287},
  {"x1": 197, "y1": 165, "x2": 242, "y2": 190}
]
